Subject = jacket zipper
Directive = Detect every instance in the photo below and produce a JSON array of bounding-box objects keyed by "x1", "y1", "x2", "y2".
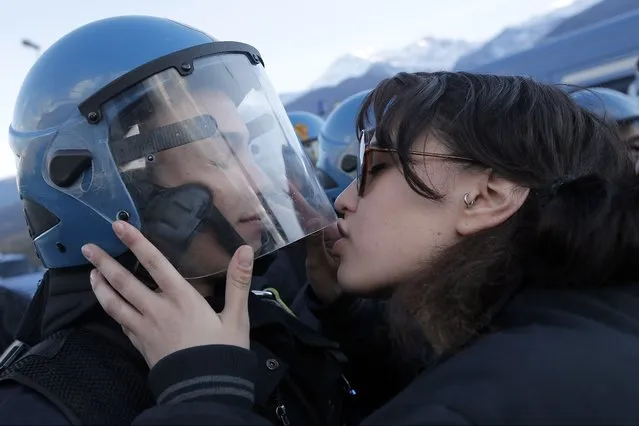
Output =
[
  {"x1": 274, "y1": 389, "x2": 290, "y2": 426},
  {"x1": 342, "y1": 374, "x2": 357, "y2": 396}
]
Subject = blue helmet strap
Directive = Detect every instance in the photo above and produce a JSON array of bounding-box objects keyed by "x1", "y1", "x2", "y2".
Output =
[
  {"x1": 110, "y1": 115, "x2": 218, "y2": 166},
  {"x1": 110, "y1": 113, "x2": 276, "y2": 166}
]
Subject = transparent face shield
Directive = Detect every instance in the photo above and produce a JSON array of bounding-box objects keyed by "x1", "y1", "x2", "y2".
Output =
[
  {"x1": 291, "y1": 121, "x2": 320, "y2": 166},
  {"x1": 96, "y1": 53, "x2": 336, "y2": 279},
  {"x1": 301, "y1": 138, "x2": 320, "y2": 166}
]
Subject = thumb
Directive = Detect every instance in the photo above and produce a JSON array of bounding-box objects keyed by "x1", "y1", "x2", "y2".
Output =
[{"x1": 223, "y1": 245, "x2": 254, "y2": 324}]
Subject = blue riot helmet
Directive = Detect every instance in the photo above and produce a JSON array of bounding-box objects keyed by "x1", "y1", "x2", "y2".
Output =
[
  {"x1": 316, "y1": 89, "x2": 373, "y2": 203},
  {"x1": 9, "y1": 16, "x2": 336, "y2": 279},
  {"x1": 629, "y1": 59, "x2": 639, "y2": 97},
  {"x1": 287, "y1": 111, "x2": 324, "y2": 166},
  {"x1": 570, "y1": 87, "x2": 639, "y2": 170},
  {"x1": 628, "y1": 77, "x2": 638, "y2": 97},
  {"x1": 570, "y1": 87, "x2": 639, "y2": 126}
]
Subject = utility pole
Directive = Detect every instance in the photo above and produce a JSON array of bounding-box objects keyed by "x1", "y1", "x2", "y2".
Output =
[{"x1": 21, "y1": 38, "x2": 41, "y2": 58}]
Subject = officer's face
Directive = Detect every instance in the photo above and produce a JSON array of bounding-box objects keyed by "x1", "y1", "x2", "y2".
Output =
[{"x1": 148, "y1": 90, "x2": 271, "y2": 277}]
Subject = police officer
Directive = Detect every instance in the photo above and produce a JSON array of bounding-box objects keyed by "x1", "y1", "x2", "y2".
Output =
[
  {"x1": 287, "y1": 111, "x2": 324, "y2": 166},
  {"x1": 0, "y1": 16, "x2": 353, "y2": 425},
  {"x1": 571, "y1": 87, "x2": 639, "y2": 171},
  {"x1": 316, "y1": 90, "x2": 372, "y2": 203}
]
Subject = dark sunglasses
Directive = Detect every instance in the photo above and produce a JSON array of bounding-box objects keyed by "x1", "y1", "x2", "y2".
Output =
[{"x1": 357, "y1": 129, "x2": 476, "y2": 197}]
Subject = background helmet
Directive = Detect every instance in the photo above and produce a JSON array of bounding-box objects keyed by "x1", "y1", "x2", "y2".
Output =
[
  {"x1": 286, "y1": 111, "x2": 324, "y2": 166},
  {"x1": 628, "y1": 59, "x2": 639, "y2": 97},
  {"x1": 316, "y1": 89, "x2": 373, "y2": 203},
  {"x1": 571, "y1": 87, "x2": 639, "y2": 172},
  {"x1": 570, "y1": 87, "x2": 639, "y2": 124}
]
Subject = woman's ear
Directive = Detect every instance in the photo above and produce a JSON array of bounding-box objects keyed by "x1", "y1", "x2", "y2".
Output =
[{"x1": 456, "y1": 171, "x2": 530, "y2": 235}]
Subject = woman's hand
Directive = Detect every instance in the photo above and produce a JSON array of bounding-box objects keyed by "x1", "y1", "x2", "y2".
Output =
[
  {"x1": 305, "y1": 223, "x2": 343, "y2": 304},
  {"x1": 82, "y1": 220, "x2": 254, "y2": 368}
]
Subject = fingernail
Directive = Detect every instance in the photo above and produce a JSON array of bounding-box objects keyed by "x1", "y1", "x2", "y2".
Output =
[
  {"x1": 112, "y1": 221, "x2": 125, "y2": 238},
  {"x1": 89, "y1": 269, "x2": 97, "y2": 288},
  {"x1": 238, "y1": 246, "x2": 254, "y2": 267},
  {"x1": 81, "y1": 245, "x2": 93, "y2": 261}
]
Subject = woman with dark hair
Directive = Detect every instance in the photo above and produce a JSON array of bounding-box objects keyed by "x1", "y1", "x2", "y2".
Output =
[{"x1": 85, "y1": 71, "x2": 639, "y2": 425}]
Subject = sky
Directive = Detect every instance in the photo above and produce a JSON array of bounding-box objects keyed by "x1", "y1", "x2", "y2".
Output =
[{"x1": 0, "y1": 0, "x2": 577, "y2": 179}]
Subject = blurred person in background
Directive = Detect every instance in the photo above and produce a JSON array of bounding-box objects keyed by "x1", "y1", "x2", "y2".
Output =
[
  {"x1": 315, "y1": 90, "x2": 371, "y2": 204},
  {"x1": 287, "y1": 111, "x2": 324, "y2": 166},
  {"x1": 571, "y1": 87, "x2": 639, "y2": 172}
]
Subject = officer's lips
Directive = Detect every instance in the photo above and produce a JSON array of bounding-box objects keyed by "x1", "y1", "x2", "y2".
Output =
[
  {"x1": 237, "y1": 213, "x2": 264, "y2": 237},
  {"x1": 238, "y1": 213, "x2": 262, "y2": 224}
]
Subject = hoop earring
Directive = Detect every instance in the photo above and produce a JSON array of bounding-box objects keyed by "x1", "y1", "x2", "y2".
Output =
[{"x1": 463, "y1": 193, "x2": 475, "y2": 208}]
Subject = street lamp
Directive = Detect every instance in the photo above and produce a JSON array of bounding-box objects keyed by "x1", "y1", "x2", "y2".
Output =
[{"x1": 21, "y1": 39, "x2": 41, "y2": 57}]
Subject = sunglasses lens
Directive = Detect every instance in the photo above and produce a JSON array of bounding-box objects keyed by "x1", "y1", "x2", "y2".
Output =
[
  {"x1": 357, "y1": 129, "x2": 374, "y2": 196},
  {"x1": 358, "y1": 137, "x2": 365, "y2": 190}
]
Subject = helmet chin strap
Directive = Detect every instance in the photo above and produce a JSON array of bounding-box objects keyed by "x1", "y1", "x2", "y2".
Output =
[
  {"x1": 132, "y1": 181, "x2": 283, "y2": 294},
  {"x1": 129, "y1": 181, "x2": 247, "y2": 270}
]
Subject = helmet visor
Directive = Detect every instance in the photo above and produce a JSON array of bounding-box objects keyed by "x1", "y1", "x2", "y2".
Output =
[{"x1": 99, "y1": 53, "x2": 336, "y2": 278}]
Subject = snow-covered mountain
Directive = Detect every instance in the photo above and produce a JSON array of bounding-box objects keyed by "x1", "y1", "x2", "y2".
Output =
[
  {"x1": 284, "y1": 0, "x2": 609, "y2": 111},
  {"x1": 298, "y1": 0, "x2": 604, "y2": 94},
  {"x1": 309, "y1": 37, "x2": 479, "y2": 90},
  {"x1": 279, "y1": 92, "x2": 303, "y2": 105},
  {"x1": 454, "y1": 0, "x2": 603, "y2": 70}
]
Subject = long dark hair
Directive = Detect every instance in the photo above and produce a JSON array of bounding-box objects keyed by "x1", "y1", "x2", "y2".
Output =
[{"x1": 356, "y1": 72, "x2": 638, "y2": 354}]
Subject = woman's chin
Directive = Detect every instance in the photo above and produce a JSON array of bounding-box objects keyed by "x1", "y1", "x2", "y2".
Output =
[{"x1": 337, "y1": 264, "x2": 373, "y2": 295}]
